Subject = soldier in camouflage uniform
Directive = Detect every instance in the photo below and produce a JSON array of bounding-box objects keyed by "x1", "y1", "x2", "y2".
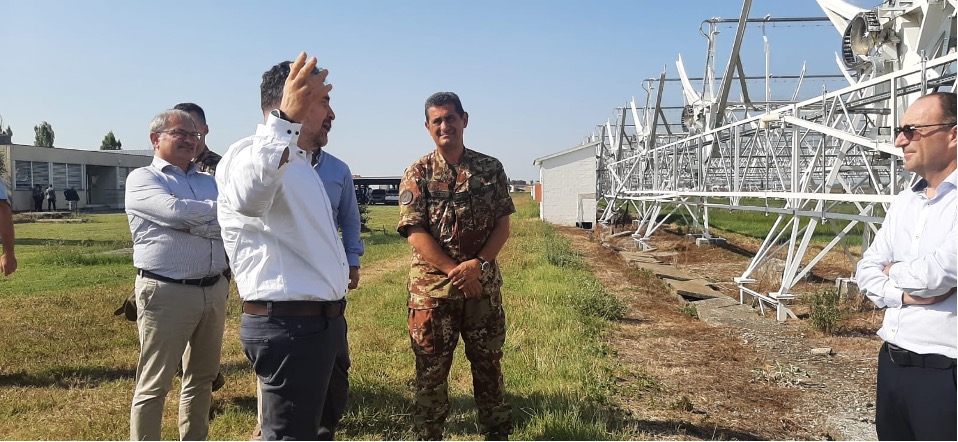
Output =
[
  {"x1": 173, "y1": 102, "x2": 222, "y2": 174},
  {"x1": 397, "y1": 92, "x2": 515, "y2": 441}
]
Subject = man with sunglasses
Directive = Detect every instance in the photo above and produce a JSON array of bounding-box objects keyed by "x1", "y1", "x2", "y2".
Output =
[
  {"x1": 125, "y1": 109, "x2": 229, "y2": 440},
  {"x1": 857, "y1": 92, "x2": 957, "y2": 441}
]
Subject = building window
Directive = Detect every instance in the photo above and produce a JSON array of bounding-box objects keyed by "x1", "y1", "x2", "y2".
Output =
[
  {"x1": 51, "y1": 163, "x2": 84, "y2": 190},
  {"x1": 14, "y1": 161, "x2": 31, "y2": 189},
  {"x1": 14, "y1": 161, "x2": 51, "y2": 189},
  {"x1": 52, "y1": 163, "x2": 68, "y2": 190},
  {"x1": 117, "y1": 167, "x2": 133, "y2": 190},
  {"x1": 67, "y1": 164, "x2": 83, "y2": 189}
]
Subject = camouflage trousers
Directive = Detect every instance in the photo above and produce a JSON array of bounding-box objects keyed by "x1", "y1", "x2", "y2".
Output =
[{"x1": 408, "y1": 295, "x2": 512, "y2": 440}]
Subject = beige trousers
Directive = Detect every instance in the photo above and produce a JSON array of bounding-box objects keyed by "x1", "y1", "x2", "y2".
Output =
[{"x1": 130, "y1": 274, "x2": 228, "y2": 441}]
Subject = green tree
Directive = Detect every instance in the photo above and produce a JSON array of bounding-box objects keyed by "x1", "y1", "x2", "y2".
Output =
[
  {"x1": 33, "y1": 121, "x2": 55, "y2": 147},
  {"x1": 100, "y1": 131, "x2": 122, "y2": 150}
]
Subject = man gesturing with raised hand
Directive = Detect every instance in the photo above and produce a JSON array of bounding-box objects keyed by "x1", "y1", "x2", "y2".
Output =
[{"x1": 216, "y1": 52, "x2": 350, "y2": 440}]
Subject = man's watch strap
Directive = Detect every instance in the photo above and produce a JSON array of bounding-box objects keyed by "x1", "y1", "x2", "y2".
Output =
[{"x1": 477, "y1": 257, "x2": 491, "y2": 272}]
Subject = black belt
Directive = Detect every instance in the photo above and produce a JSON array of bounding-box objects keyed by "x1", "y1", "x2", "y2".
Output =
[
  {"x1": 243, "y1": 300, "x2": 346, "y2": 317},
  {"x1": 137, "y1": 269, "x2": 221, "y2": 287},
  {"x1": 885, "y1": 342, "x2": 956, "y2": 369}
]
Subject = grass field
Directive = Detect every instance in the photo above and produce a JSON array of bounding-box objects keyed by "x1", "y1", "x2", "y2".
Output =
[{"x1": 0, "y1": 195, "x2": 641, "y2": 440}]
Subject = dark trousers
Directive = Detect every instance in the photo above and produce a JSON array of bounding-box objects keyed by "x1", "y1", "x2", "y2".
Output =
[
  {"x1": 876, "y1": 342, "x2": 957, "y2": 441},
  {"x1": 47, "y1": 199, "x2": 56, "y2": 211},
  {"x1": 317, "y1": 336, "x2": 350, "y2": 440},
  {"x1": 33, "y1": 198, "x2": 43, "y2": 211},
  {"x1": 241, "y1": 312, "x2": 348, "y2": 441}
]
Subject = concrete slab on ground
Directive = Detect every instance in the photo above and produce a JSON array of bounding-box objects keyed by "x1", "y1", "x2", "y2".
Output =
[
  {"x1": 626, "y1": 260, "x2": 696, "y2": 281},
  {"x1": 619, "y1": 251, "x2": 660, "y2": 264},
  {"x1": 692, "y1": 296, "x2": 759, "y2": 327},
  {"x1": 667, "y1": 278, "x2": 724, "y2": 300}
]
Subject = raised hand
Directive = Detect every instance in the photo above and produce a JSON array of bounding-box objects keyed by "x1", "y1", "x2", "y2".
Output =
[{"x1": 280, "y1": 52, "x2": 333, "y2": 123}]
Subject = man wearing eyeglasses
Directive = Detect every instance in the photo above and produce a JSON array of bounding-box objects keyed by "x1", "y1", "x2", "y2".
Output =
[
  {"x1": 174, "y1": 102, "x2": 223, "y2": 175},
  {"x1": 857, "y1": 92, "x2": 957, "y2": 441},
  {"x1": 125, "y1": 109, "x2": 229, "y2": 440}
]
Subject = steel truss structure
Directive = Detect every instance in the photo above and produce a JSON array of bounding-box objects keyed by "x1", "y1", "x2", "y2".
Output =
[{"x1": 593, "y1": 0, "x2": 956, "y2": 320}]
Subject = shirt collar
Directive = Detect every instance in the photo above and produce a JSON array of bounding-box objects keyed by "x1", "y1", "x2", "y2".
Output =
[
  {"x1": 910, "y1": 169, "x2": 957, "y2": 199},
  {"x1": 151, "y1": 155, "x2": 198, "y2": 175}
]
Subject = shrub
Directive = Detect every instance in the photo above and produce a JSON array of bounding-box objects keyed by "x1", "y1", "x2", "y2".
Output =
[
  {"x1": 544, "y1": 235, "x2": 581, "y2": 269},
  {"x1": 807, "y1": 288, "x2": 847, "y2": 334},
  {"x1": 568, "y1": 276, "x2": 624, "y2": 320},
  {"x1": 680, "y1": 302, "x2": 699, "y2": 319}
]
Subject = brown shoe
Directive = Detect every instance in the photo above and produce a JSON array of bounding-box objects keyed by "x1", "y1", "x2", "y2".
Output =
[{"x1": 212, "y1": 372, "x2": 226, "y2": 392}]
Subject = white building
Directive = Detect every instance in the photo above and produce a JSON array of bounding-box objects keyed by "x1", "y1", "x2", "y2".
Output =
[
  {"x1": 0, "y1": 141, "x2": 153, "y2": 211},
  {"x1": 532, "y1": 141, "x2": 598, "y2": 228}
]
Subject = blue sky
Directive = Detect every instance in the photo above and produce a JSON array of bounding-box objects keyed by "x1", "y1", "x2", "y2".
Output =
[{"x1": 1, "y1": 0, "x2": 874, "y2": 182}]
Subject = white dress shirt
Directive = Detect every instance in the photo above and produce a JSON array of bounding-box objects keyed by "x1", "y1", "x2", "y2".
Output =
[
  {"x1": 857, "y1": 170, "x2": 957, "y2": 358},
  {"x1": 125, "y1": 157, "x2": 227, "y2": 279},
  {"x1": 216, "y1": 113, "x2": 349, "y2": 302}
]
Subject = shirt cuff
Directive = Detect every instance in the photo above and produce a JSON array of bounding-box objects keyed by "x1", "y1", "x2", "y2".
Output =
[
  {"x1": 880, "y1": 284, "x2": 904, "y2": 308},
  {"x1": 347, "y1": 254, "x2": 361, "y2": 268},
  {"x1": 263, "y1": 113, "x2": 303, "y2": 168}
]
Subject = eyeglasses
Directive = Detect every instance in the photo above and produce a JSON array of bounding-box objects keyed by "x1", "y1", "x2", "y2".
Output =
[
  {"x1": 892, "y1": 123, "x2": 956, "y2": 139},
  {"x1": 156, "y1": 129, "x2": 202, "y2": 140}
]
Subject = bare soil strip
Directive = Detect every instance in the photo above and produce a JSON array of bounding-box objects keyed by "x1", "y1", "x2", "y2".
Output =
[{"x1": 557, "y1": 225, "x2": 879, "y2": 440}]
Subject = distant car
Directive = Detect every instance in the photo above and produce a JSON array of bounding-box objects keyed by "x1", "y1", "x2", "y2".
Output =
[
  {"x1": 385, "y1": 189, "x2": 399, "y2": 205},
  {"x1": 369, "y1": 188, "x2": 386, "y2": 205}
]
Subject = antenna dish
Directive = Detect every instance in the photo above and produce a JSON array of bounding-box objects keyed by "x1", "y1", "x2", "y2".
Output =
[{"x1": 841, "y1": 11, "x2": 881, "y2": 68}]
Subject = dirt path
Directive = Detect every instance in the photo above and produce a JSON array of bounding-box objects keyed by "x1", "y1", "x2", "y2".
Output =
[{"x1": 556, "y1": 225, "x2": 879, "y2": 440}]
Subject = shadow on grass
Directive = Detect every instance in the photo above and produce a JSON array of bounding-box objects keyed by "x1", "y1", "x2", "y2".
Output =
[
  {"x1": 617, "y1": 418, "x2": 763, "y2": 440},
  {"x1": 364, "y1": 231, "x2": 406, "y2": 246},
  {"x1": 331, "y1": 385, "x2": 764, "y2": 440},
  {"x1": 15, "y1": 238, "x2": 133, "y2": 248},
  {"x1": 0, "y1": 366, "x2": 135, "y2": 388}
]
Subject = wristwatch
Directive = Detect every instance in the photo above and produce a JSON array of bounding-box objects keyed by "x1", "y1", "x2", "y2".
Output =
[
  {"x1": 270, "y1": 109, "x2": 299, "y2": 124},
  {"x1": 476, "y1": 257, "x2": 491, "y2": 273}
]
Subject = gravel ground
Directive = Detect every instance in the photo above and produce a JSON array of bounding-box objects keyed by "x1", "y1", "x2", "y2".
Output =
[{"x1": 561, "y1": 225, "x2": 881, "y2": 440}]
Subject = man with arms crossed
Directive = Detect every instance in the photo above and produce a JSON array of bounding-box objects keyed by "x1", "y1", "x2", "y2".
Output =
[
  {"x1": 397, "y1": 92, "x2": 514, "y2": 440},
  {"x1": 173, "y1": 101, "x2": 227, "y2": 393},
  {"x1": 126, "y1": 109, "x2": 229, "y2": 440},
  {"x1": 216, "y1": 52, "x2": 349, "y2": 441},
  {"x1": 857, "y1": 91, "x2": 957, "y2": 441}
]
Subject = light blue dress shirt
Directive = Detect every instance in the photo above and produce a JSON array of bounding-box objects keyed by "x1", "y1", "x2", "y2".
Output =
[
  {"x1": 314, "y1": 149, "x2": 365, "y2": 268},
  {"x1": 125, "y1": 156, "x2": 228, "y2": 279}
]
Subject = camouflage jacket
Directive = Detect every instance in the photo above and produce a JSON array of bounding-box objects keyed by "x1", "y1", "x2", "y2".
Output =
[
  {"x1": 398, "y1": 148, "x2": 516, "y2": 306},
  {"x1": 193, "y1": 146, "x2": 222, "y2": 175}
]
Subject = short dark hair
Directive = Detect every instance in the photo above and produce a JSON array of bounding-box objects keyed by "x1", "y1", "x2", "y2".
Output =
[
  {"x1": 424, "y1": 92, "x2": 465, "y2": 120},
  {"x1": 260, "y1": 61, "x2": 323, "y2": 113},
  {"x1": 173, "y1": 102, "x2": 206, "y2": 124},
  {"x1": 923, "y1": 92, "x2": 957, "y2": 124}
]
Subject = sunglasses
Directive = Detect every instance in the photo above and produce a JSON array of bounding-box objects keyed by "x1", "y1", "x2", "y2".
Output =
[{"x1": 892, "y1": 123, "x2": 956, "y2": 139}]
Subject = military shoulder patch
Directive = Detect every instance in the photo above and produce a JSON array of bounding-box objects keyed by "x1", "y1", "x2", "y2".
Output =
[{"x1": 400, "y1": 190, "x2": 414, "y2": 205}]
